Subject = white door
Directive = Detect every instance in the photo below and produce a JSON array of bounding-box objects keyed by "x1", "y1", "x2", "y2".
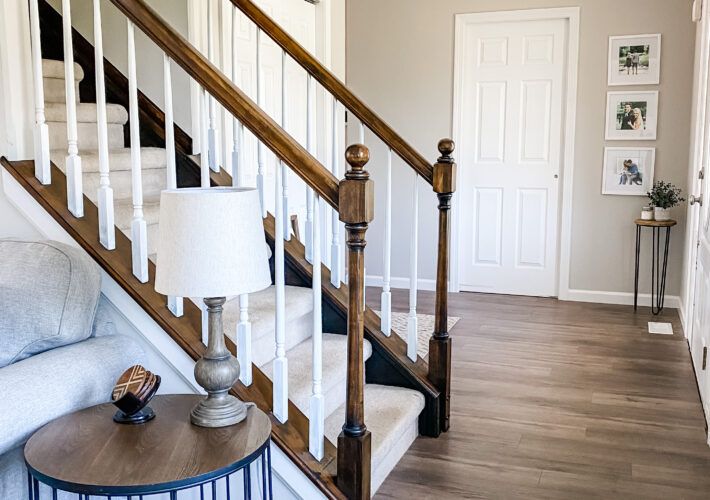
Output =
[
  {"x1": 456, "y1": 16, "x2": 568, "y2": 296},
  {"x1": 689, "y1": 82, "x2": 710, "y2": 427},
  {"x1": 191, "y1": 0, "x2": 316, "y2": 232},
  {"x1": 235, "y1": 0, "x2": 316, "y2": 229}
]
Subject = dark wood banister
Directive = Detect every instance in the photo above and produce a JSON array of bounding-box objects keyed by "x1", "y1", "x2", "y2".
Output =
[
  {"x1": 108, "y1": 0, "x2": 340, "y2": 211},
  {"x1": 230, "y1": 0, "x2": 435, "y2": 185}
]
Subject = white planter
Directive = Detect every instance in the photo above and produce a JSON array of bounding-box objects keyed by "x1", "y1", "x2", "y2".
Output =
[
  {"x1": 654, "y1": 207, "x2": 671, "y2": 221},
  {"x1": 641, "y1": 207, "x2": 654, "y2": 220}
]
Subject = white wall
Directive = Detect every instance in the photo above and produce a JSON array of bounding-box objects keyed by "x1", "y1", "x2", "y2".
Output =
[{"x1": 347, "y1": 0, "x2": 696, "y2": 300}]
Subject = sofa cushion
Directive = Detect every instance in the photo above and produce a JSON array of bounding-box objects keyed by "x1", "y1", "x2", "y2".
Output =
[{"x1": 0, "y1": 240, "x2": 101, "y2": 368}]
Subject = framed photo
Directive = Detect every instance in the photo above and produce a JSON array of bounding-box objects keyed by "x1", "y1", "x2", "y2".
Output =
[
  {"x1": 602, "y1": 147, "x2": 655, "y2": 196},
  {"x1": 605, "y1": 91, "x2": 659, "y2": 140},
  {"x1": 608, "y1": 34, "x2": 661, "y2": 86}
]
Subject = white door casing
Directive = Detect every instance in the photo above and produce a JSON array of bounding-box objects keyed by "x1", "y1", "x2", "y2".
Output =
[{"x1": 453, "y1": 12, "x2": 571, "y2": 297}]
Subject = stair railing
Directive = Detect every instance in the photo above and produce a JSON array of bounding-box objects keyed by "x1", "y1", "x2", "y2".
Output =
[
  {"x1": 228, "y1": 0, "x2": 457, "y2": 434},
  {"x1": 27, "y1": 0, "x2": 373, "y2": 496}
]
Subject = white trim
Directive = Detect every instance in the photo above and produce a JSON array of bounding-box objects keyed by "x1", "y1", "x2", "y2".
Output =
[
  {"x1": 678, "y1": 293, "x2": 688, "y2": 337},
  {"x1": 450, "y1": 7, "x2": 581, "y2": 300},
  {"x1": 366, "y1": 274, "x2": 437, "y2": 292},
  {"x1": 564, "y1": 288, "x2": 681, "y2": 309}
]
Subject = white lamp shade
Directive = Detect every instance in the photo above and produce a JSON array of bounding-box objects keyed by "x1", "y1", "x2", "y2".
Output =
[{"x1": 155, "y1": 188, "x2": 272, "y2": 298}]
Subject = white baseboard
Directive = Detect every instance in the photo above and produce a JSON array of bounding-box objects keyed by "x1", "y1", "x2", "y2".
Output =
[
  {"x1": 365, "y1": 274, "x2": 437, "y2": 292},
  {"x1": 678, "y1": 295, "x2": 688, "y2": 337},
  {"x1": 563, "y1": 288, "x2": 681, "y2": 309}
]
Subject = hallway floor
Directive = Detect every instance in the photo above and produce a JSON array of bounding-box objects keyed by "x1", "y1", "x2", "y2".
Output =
[{"x1": 367, "y1": 289, "x2": 710, "y2": 499}]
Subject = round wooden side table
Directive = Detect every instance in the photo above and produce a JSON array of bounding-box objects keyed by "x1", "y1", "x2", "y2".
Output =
[
  {"x1": 24, "y1": 394, "x2": 273, "y2": 499},
  {"x1": 634, "y1": 218, "x2": 677, "y2": 315}
]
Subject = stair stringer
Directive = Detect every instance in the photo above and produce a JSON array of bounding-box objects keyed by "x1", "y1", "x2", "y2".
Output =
[{"x1": 1, "y1": 162, "x2": 329, "y2": 500}]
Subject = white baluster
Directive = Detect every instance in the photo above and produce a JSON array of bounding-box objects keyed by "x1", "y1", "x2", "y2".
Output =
[
  {"x1": 62, "y1": 0, "x2": 83, "y2": 218},
  {"x1": 163, "y1": 53, "x2": 183, "y2": 317},
  {"x1": 231, "y1": 6, "x2": 243, "y2": 187},
  {"x1": 207, "y1": 0, "x2": 219, "y2": 172},
  {"x1": 164, "y1": 55, "x2": 177, "y2": 190},
  {"x1": 92, "y1": 0, "x2": 114, "y2": 250},
  {"x1": 359, "y1": 121, "x2": 365, "y2": 144},
  {"x1": 304, "y1": 75, "x2": 315, "y2": 263},
  {"x1": 330, "y1": 98, "x2": 341, "y2": 287},
  {"x1": 281, "y1": 50, "x2": 290, "y2": 241},
  {"x1": 29, "y1": 0, "x2": 50, "y2": 184},
  {"x1": 381, "y1": 148, "x2": 393, "y2": 336},
  {"x1": 200, "y1": 88, "x2": 210, "y2": 187},
  {"x1": 237, "y1": 293, "x2": 252, "y2": 385},
  {"x1": 256, "y1": 28, "x2": 266, "y2": 218},
  {"x1": 407, "y1": 174, "x2": 419, "y2": 361},
  {"x1": 199, "y1": 87, "x2": 210, "y2": 343},
  {"x1": 309, "y1": 194, "x2": 324, "y2": 459},
  {"x1": 274, "y1": 160, "x2": 288, "y2": 423},
  {"x1": 127, "y1": 21, "x2": 148, "y2": 283}
]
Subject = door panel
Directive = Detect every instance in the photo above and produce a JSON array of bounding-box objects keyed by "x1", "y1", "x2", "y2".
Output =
[{"x1": 458, "y1": 17, "x2": 567, "y2": 296}]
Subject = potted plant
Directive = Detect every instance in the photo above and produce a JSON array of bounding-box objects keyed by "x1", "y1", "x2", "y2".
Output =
[{"x1": 647, "y1": 181, "x2": 685, "y2": 221}]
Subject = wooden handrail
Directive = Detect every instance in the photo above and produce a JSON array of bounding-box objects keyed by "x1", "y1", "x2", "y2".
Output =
[
  {"x1": 108, "y1": 0, "x2": 340, "y2": 211},
  {"x1": 230, "y1": 0, "x2": 435, "y2": 185}
]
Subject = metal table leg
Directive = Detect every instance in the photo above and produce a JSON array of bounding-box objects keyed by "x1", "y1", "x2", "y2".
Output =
[
  {"x1": 651, "y1": 226, "x2": 671, "y2": 315},
  {"x1": 634, "y1": 225, "x2": 641, "y2": 311}
]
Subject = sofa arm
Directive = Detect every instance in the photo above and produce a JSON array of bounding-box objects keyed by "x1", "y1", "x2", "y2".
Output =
[{"x1": 0, "y1": 335, "x2": 144, "y2": 455}]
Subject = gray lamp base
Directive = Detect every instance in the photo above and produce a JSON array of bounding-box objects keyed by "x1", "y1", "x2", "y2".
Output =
[
  {"x1": 191, "y1": 394, "x2": 248, "y2": 428},
  {"x1": 191, "y1": 297, "x2": 247, "y2": 428}
]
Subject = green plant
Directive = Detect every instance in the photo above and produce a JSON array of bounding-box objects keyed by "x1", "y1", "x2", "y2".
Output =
[{"x1": 647, "y1": 181, "x2": 685, "y2": 209}]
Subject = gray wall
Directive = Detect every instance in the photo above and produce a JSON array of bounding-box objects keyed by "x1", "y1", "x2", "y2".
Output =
[{"x1": 347, "y1": 0, "x2": 695, "y2": 297}]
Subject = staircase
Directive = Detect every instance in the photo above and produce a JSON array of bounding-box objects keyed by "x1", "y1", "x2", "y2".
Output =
[{"x1": 1, "y1": 0, "x2": 457, "y2": 498}]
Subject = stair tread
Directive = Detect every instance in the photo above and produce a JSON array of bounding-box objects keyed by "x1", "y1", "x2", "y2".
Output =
[
  {"x1": 324, "y1": 384, "x2": 425, "y2": 470},
  {"x1": 223, "y1": 285, "x2": 313, "y2": 343},
  {"x1": 46, "y1": 102, "x2": 128, "y2": 124},
  {"x1": 50, "y1": 148, "x2": 168, "y2": 173},
  {"x1": 114, "y1": 195, "x2": 162, "y2": 228},
  {"x1": 260, "y1": 334, "x2": 373, "y2": 419},
  {"x1": 42, "y1": 59, "x2": 84, "y2": 81}
]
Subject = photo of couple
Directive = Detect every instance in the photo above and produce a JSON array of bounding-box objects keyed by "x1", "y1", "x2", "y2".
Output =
[
  {"x1": 616, "y1": 102, "x2": 647, "y2": 131},
  {"x1": 617, "y1": 158, "x2": 643, "y2": 186},
  {"x1": 608, "y1": 35, "x2": 661, "y2": 86},
  {"x1": 618, "y1": 45, "x2": 650, "y2": 75},
  {"x1": 602, "y1": 147, "x2": 655, "y2": 196}
]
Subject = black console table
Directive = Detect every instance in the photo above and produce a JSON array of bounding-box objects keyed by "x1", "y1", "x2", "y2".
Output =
[{"x1": 634, "y1": 219, "x2": 676, "y2": 315}]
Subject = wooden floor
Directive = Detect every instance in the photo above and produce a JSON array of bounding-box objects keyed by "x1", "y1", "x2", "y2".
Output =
[{"x1": 368, "y1": 289, "x2": 710, "y2": 499}]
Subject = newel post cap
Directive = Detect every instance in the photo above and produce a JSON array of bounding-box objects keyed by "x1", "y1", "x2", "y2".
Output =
[
  {"x1": 433, "y1": 138, "x2": 457, "y2": 194},
  {"x1": 339, "y1": 144, "x2": 374, "y2": 224}
]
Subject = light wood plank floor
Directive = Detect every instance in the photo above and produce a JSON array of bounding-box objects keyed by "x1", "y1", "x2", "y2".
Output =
[{"x1": 368, "y1": 289, "x2": 710, "y2": 499}]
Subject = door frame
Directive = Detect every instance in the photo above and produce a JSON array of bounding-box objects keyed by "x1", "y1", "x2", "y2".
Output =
[
  {"x1": 450, "y1": 7, "x2": 580, "y2": 296},
  {"x1": 680, "y1": 0, "x2": 710, "y2": 341}
]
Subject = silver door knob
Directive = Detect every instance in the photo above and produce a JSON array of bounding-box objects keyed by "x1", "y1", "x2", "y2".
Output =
[{"x1": 690, "y1": 194, "x2": 703, "y2": 206}]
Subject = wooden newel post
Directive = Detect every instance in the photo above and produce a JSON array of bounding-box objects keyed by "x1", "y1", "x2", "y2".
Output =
[
  {"x1": 429, "y1": 138, "x2": 456, "y2": 433},
  {"x1": 337, "y1": 144, "x2": 374, "y2": 499}
]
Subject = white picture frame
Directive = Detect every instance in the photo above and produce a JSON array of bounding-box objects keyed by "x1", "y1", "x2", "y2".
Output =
[
  {"x1": 605, "y1": 91, "x2": 659, "y2": 141},
  {"x1": 608, "y1": 34, "x2": 661, "y2": 86},
  {"x1": 602, "y1": 147, "x2": 655, "y2": 196}
]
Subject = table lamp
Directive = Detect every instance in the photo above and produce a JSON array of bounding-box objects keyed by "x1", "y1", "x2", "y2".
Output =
[{"x1": 155, "y1": 187, "x2": 271, "y2": 427}]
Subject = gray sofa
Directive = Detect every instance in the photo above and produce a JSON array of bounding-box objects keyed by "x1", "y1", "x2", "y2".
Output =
[{"x1": 0, "y1": 239, "x2": 144, "y2": 499}]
